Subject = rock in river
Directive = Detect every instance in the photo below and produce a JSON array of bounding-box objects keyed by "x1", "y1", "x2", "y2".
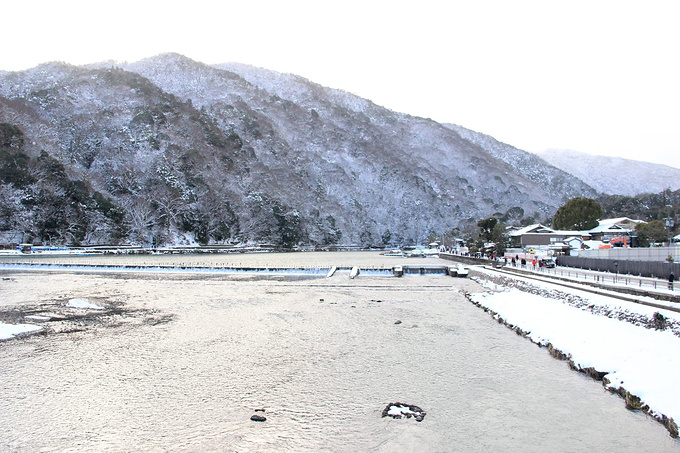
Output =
[{"x1": 382, "y1": 402, "x2": 426, "y2": 422}]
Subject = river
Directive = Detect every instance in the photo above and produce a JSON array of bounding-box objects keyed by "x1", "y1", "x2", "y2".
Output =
[{"x1": 1, "y1": 252, "x2": 677, "y2": 451}]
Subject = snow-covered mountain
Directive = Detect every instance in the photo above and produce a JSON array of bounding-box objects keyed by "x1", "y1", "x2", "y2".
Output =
[
  {"x1": 0, "y1": 53, "x2": 597, "y2": 247},
  {"x1": 536, "y1": 149, "x2": 680, "y2": 196}
]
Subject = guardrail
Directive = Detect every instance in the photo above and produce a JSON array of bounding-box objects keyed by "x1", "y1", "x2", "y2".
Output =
[{"x1": 505, "y1": 263, "x2": 677, "y2": 295}]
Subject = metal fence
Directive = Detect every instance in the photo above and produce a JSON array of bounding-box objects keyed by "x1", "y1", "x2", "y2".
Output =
[{"x1": 556, "y1": 255, "x2": 679, "y2": 280}]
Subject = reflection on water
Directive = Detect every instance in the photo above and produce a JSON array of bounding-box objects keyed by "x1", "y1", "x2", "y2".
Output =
[{"x1": 1, "y1": 252, "x2": 677, "y2": 451}]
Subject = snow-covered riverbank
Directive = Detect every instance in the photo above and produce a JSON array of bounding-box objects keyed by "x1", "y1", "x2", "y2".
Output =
[{"x1": 468, "y1": 267, "x2": 680, "y2": 438}]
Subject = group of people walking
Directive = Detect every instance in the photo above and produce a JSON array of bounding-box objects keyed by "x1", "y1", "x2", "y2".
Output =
[{"x1": 509, "y1": 255, "x2": 546, "y2": 270}]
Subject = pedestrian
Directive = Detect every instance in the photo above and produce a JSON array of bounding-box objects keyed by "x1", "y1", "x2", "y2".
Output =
[{"x1": 670, "y1": 272, "x2": 675, "y2": 291}]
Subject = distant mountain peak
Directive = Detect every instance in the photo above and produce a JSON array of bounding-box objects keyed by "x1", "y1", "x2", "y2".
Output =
[{"x1": 536, "y1": 149, "x2": 680, "y2": 196}]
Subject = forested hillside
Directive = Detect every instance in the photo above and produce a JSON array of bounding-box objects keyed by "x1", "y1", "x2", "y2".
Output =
[{"x1": 0, "y1": 54, "x2": 597, "y2": 247}]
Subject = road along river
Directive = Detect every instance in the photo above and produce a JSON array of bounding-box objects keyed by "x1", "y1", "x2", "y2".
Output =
[{"x1": 1, "y1": 252, "x2": 677, "y2": 451}]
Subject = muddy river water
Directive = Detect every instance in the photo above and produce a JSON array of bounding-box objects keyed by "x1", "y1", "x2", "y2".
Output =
[{"x1": 1, "y1": 252, "x2": 677, "y2": 451}]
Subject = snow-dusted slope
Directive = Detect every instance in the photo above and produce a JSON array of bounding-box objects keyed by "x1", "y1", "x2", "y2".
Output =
[
  {"x1": 444, "y1": 124, "x2": 593, "y2": 201},
  {"x1": 0, "y1": 53, "x2": 599, "y2": 246},
  {"x1": 537, "y1": 149, "x2": 680, "y2": 196}
]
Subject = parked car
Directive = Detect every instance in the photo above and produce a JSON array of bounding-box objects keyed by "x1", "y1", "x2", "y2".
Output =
[{"x1": 539, "y1": 258, "x2": 556, "y2": 268}]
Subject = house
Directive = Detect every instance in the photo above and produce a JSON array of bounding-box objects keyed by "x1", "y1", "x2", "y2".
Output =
[
  {"x1": 508, "y1": 218, "x2": 647, "y2": 252},
  {"x1": 549, "y1": 236, "x2": 586, "y2": 255},
  {"x1": 508, "y1": 224, "x2": 583, "y2": 249},
  {"x1": 564, "y1": 236, "x2": 584, "y2": 250},
  {"x1": 588, "y1": 217, "x2": 645, "y2": 242}
]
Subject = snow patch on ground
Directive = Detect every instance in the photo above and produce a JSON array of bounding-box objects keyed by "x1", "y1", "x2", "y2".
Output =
[
  {"x1": 0, "y1": 322, "x2": 42, "y2": 340},
  {"x1": 65, "y1": 298, "x2": 104, "y2": 310},
  {"x1": 24, "y1": 315, "x2": 51, "y2": 321},
  {"x1": 468, "y1": 269, "x2": 680, "y2": 436}
]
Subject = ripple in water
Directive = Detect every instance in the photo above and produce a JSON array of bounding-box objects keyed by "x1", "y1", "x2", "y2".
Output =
[{"x1": 1, "y1": 253, "x2": 678, "y2": 451}]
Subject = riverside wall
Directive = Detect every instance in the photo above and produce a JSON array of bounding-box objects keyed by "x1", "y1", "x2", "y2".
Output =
[
  {"x1": 557, "y1": 255, "x2": 679, "y2": 280},
  {"x1": 578, "y1": 246, "x2": 680, "y2": 262}
]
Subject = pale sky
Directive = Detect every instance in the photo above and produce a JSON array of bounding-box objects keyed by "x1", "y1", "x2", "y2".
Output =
[{"x1": 4, "y1": 0, "x2": 680, "y2": 169}]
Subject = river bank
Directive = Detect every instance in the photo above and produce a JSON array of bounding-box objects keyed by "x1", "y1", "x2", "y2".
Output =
[{"x1": 467, "y1": 267, "x2": 680, "y2": 438}]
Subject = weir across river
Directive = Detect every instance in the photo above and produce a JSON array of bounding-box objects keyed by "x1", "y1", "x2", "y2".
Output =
[{"x1": 0, "y1": 261, "x2": 466, "y2": 278}]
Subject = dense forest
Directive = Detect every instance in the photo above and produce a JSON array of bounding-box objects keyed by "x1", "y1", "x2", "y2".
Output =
[
  {"x1": 2, "y1": 118, "x2": 678, "y2": 248},
  {"x1": 598, "y1": 189, "x2": 680, "y2": 223},
  {"x1": 0, "y1": 55, "x2": 599, "y2": 247}
]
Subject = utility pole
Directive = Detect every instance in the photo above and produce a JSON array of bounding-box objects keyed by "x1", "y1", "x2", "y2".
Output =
[{"x1": 665, "y1": 204, "x2": 674, "y2": 247}]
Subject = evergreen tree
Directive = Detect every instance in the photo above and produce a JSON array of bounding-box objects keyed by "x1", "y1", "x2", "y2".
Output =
[
  {"x1": 552, "y1": 197, "x2": 602, "y2": 230},
  {"x1": 635, "y1": 220, "x2": 668, "y2": 246},
  {"x1": 477, "y1": 217, "x2": 498, "y2": 242}
]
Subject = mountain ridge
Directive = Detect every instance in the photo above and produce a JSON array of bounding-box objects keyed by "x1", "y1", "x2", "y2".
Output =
[
  {"x1": 537, "y1": 149, "x2": 680, "y2": 196},
  {"x1": 1, "y1": 53, "x2": 597, "y2": 247}
]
